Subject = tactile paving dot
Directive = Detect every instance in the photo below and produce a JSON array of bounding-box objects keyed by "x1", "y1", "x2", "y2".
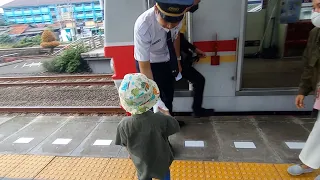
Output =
[
  {"x1": 99, "y1": 158, "x2": 136, "y2": 180},
  {"x1": 5, "y1": 155, "x2": 54, "y2": 179},
  {"x1": 238, "y1": 163, "x2": 281, "y2": 180},
  {"x1": 204, "y1": 162, "x2": 243, "y2": 180},
  {"x1": 274, "y1": 164, "x2": 320, "y2": 180},
  {"x1": 0, "y1": 154, "x2": 29, "y2": 177},
  {"x1": 170, "y1": 160, "x2": 205, "y2": 180},
  {"x1": 35, "y1": 157, "x2": 82, "y2": 180}
]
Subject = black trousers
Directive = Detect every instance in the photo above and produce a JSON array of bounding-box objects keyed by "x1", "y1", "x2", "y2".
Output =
[
  {"x1": 136, "y1": 61, "x2": 175, "y2": 115},
  {"x1": 181, "y1": 66, "x2": 205, "y2": 113}
]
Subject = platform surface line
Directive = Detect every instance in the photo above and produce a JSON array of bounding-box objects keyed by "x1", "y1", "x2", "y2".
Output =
[{"x1": 0, "y1": 154, "x2": 320, "y2": 179}]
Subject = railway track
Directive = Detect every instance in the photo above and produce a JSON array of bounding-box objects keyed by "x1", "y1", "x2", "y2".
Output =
[{"x1": 0, "y1": 74, "x2": 114, "y2": 87}]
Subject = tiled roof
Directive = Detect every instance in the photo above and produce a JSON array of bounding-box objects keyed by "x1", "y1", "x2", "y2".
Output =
[{"x1": 8, "y1": 24, "x2": 29, "y2": 35}]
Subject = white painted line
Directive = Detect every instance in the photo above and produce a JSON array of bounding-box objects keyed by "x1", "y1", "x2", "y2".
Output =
[
  {"x1": 14, "y1": 65, "x2": 18, "y2": 68},
  {"x1": 52, "y1": 138, "x2": 72, "y2": 145},
  {"x1": 93, "y1": 139, "x2": 112, "y2": 146},
  {"x1": 234, "y1": 141, "x2": 256, "y2": 149},
  {"x1": 13, "y1": 137, "x2": 34, "y2": 144},
  {"x1": 285, "y1": 142, "x2": 305, "y2": 149},
  {"x1": 184, "y1": 141, "x2": 205, "y2": 147}
]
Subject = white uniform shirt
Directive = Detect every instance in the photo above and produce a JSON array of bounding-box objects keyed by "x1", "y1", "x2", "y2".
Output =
[{"x1": 134, "y1": 7, "x2": 183, "y2": 63}]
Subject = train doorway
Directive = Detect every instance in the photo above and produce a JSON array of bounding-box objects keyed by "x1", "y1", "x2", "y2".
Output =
[{"x1": 237, "y1": 0, "x2": 314, "y2": 92}]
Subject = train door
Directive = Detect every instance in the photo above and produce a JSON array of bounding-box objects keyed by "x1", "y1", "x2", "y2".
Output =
[{"x1": 236, "y1": 0, "x2": 314, "y2": 93}]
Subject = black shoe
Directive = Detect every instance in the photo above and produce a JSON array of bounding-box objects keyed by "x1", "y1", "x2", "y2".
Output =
[
  {"x1": 178, "y1": 120, "x2": 186, "y2": 127},
  {"x1": 193, "y1": 108, "x2": 215, "y2": 118}
]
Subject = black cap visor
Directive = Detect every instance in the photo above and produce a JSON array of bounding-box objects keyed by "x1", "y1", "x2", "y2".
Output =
[{"x1": 159, "y1": 11, "x2": 184, "y2": 23}]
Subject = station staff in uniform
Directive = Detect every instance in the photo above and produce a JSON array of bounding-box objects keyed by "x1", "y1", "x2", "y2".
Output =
[{"x1": 134, "y1": 1, "x2": 193, "y2": 126}]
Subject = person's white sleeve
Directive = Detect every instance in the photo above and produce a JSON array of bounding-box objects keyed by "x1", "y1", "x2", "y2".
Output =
[{"x1": 134, "y1": 24, "x2": 151, "y2": 62}]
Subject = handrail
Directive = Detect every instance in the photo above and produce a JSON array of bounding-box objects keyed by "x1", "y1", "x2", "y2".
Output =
[{"x1": 52, "y1": 35, "x2": 104, "y2": 56}]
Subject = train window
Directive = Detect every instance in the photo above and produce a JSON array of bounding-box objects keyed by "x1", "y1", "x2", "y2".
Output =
[
  {"x1": 247, "y1": 0, "x2": 263, "y2": 12},
  {"x1": 241, "y1": 0, "x2": 313, "y2": 89},
  {"x1": 300, "y1": 2, "x2": 312, "y2": 20}
]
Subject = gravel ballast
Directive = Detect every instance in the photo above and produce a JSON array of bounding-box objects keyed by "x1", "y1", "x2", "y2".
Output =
[{"x1": 0, "y1": 85, "x2": 120, "y2": 106}]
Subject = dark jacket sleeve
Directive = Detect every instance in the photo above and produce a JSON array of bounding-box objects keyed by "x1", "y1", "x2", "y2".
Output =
[
  {"x1": 165, "y1": 116, "x2": 180, "y2": 136},
  {"x1": 115, "y1": 122, "x2": 127, "y2": 146},
  {"x1": 180, "y1": 33, "x2": 196, "y2": 52},
  {"x1": 298, "y1": 28, "x2": 318, "y2": 96}
]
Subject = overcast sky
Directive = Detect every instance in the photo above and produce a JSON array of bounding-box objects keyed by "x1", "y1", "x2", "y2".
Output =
[
  {"x1": 0, "y1": 0, "x2": 13, "y2": 6},
  {"x1": 0, "y1": 0, "x2": 13, "y2": 13}
]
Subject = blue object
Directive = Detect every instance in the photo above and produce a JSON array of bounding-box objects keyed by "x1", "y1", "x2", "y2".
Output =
[
  {"x1": 155, "y1": 0, "x2": 194, "y2": 5},
  {"x1": 163, "y1": 171, "x2": 171, "y2": 180}
]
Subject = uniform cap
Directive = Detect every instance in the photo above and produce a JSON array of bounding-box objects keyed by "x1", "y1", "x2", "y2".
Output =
[
  {"x1": 156, "y1": 2, "x2": 190, "y2": 23},
  {"x1": 155, "y1": 0, "x2": 194, "y2": 6}
]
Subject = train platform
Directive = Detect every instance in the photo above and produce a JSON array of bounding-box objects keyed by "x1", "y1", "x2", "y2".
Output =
[{"x1": 0, "y1": 114, "x2": 319, "y2": 179}]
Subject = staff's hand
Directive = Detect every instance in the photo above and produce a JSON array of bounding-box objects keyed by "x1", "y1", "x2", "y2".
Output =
[
  {"x1": 295, "y1": 95, "x2": 305, "y2": 109},
  {"x1": 178, "y1": 63, "x2": 182, "y2": 73},
  {"x1": 159, "y1": 107, "x2": 170, "y2": 116},
  {"x1": 195, "y1": 48, "x2": 206, "y2": 58}
]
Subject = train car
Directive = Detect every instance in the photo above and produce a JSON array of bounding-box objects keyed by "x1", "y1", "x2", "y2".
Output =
[{"x1": 104, "y1": 0, "x2": 315, "y2": 113}]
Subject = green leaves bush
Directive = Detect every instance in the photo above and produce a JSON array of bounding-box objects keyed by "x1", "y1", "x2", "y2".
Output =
[
  {"x1": 43, "y1": 44, "x2": 91, "y2": 73},
  {"x1": 0, "y1": 34, "x2": 13, "y2": 44}
]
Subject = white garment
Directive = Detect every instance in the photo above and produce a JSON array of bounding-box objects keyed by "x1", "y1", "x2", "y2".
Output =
[
  {"x1": 299, "y1": 114, "x2": 320, "y2": 169},
  {"x1": 134, "y1": 7, "x2": 183, "y2": 63},
  {"x1": 153, "y1": 99, "x2": 169, "y2": 113}
]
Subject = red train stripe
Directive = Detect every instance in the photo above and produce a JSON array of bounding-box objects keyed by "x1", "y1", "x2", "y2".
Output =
[
  {"x1": 193, "y1": 40, "x2": 237, "y2": 52},
  {"x1": 105, "y1": 39, "x2": 237, "y2": 79},
  {"x1": 104, "y1": 46, "x2": 136, "y2": 80}
]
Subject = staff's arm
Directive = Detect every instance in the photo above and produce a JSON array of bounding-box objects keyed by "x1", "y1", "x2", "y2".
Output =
[
  {"x1": 138, "y1": 61, "x2": 153, "y2": 80},
  {"x1": 134, "y1": 26, "x2": 153, "y2": 79}
]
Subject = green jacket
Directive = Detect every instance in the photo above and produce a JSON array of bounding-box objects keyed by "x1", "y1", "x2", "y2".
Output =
[{"x1": 298, "y1": 27, "x2": 320, "y2": 96}]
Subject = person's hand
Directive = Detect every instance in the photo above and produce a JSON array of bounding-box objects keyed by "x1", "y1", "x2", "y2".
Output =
[
  {"x1": 195, "y1": 48, "x2": 206, "y2": 58},
  {"x1": 159, "y1": 107, "x2": 170, "y2": 116},
  {"x1": 295, "y1": 95, "x2": 305, "y2": 109}
]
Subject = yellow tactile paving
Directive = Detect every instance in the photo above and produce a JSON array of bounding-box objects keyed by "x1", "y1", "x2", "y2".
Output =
[
  {"x1": 204, "y1": 162, "x2": 243, "y2": 180},
  {"x1": 0, "y1": 154, "x2": 29, "y2": 177},
  {"x1": 274, "y1": 164, "x2": 320, "y2": 180},
  {"x1": 170, "y1": 160, "x2": 205, "y2": 180},
  {"x1": 1, "y1": 155, "x2": 320, "y2": 180},
  {"x1": 238, "y1": 163, "x2": 281, "y2": 180},
  {"x1": 99, "y1": 158, "x2": 136, "y2": 180},
  {"x1": 35, "y1": 157, "x2": 82, "y2": 180},
  {"x1": 5, "y1": 155, "x2": 54, "y2": 179},
  {"x1": 68, "y1": 157, "x2": 110, "y2": 180}
]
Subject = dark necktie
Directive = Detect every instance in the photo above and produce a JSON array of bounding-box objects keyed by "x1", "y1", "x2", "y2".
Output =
[{"x1": 166, "y1": 31, "x2": 179, "y2": 77}]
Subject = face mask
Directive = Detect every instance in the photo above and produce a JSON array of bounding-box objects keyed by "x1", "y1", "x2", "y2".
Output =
[
  {"x1": 311, "y1": 11, "x2": 320, "y2": 28},
  {"x1": 156, "y1": 12, "x2": 170, "y2": 32}
]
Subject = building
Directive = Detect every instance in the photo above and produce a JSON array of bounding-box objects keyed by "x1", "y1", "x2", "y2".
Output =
[{"x1": 1, "y1": 0, "x2": 103, "y2": 24}]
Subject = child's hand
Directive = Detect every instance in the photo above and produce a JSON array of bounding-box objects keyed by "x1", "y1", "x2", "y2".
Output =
[{"x1": 159, "y1": 107, "x2": 170, "y2": 116}]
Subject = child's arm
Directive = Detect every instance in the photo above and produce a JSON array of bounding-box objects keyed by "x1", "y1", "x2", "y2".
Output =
[
  {"x1": 165, "y1": 116, "x2": 180, "y2": 136},
  {"x1": 115, "y1": 124, "x2": 127, "y2": 146}
]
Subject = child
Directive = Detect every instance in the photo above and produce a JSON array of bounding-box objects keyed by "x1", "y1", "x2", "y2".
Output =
[{"x1": 115, "y1": 73, "x2": 180, "y2": 180}]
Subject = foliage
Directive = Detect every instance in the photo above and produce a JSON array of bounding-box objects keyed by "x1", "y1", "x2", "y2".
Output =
[
  {"x1": 40, "y1": 30, "x2": 60, "y2": 49},
  {"x1": 0, "y1": 21, "x2": 6, "y2": 26},
  {"x1": 43, "y1": 44, "x2": 91, "y2": 73},
  {"x1": 0, "y1": 34, "x2": 13, "y2": 44},
  {"x1": 12, "y1": 42, "x2": 33, "y2": 48},
  {"x1": 10, "y1": 35, "x2": 42, "y2": 48}
]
